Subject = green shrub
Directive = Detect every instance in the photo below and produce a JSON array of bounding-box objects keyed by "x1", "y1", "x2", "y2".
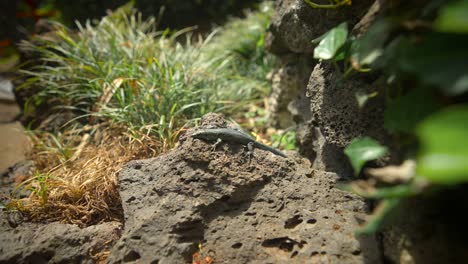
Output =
[{"x1": 19, "y1": 2, "x2": 275, "y2": 147}]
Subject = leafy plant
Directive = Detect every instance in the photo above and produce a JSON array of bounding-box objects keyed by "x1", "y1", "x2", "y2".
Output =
[
  {"x1": 416, "y1": 106, "x2": 468, "y2": 185},
  {"x1": 314, "y1": 0, "x2": 468, "y2": 233},
  {"x1": 344, "y1": 137, "x2": 388, "y2": 175},
  {"x1": 14, "y1": 171, "x2": 51, "y2": 206},
  {"x1": 313, "y1": 22, "x2": 348, "y2": 60},
  {"x1": 271, "y1": 130, "x2": 297, "y2": 150}
]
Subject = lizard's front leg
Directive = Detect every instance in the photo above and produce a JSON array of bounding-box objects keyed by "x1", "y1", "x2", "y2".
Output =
[
  {"x1": 245, "y1": 142, "x2": 255, "y2": 163},
  {"x1": 211, "y1": 138, "x2": 223, "y2": 152}
]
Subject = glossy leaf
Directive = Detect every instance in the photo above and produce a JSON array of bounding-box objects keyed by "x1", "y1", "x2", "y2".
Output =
[
  {"x1": 344, "y1": 137, "x2": 388, "y2": 175},
  {"x1": 350, "y1": 19, "x2": 393, "y2": 68},
  {"x1": 416, "y1": 105, "x2": 468, "y2": 184},
  {"x1": 434, "y1": 0, "x2": 468, "y2": 33},
  {"x1": 397, "y1": 34, "x2": 468, "y2": 96},
  {"x1": 313, "y1": 22, "x2": 348, "y2": 60},
  {"x1": 384, "y1": 87, "x2": 440, "y2": 133}
]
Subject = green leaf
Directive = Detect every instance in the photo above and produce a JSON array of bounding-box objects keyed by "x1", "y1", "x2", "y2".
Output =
[
  {"x1": 384, "y1": 87, "x2": 440, "y2": 133},
  {"x1": 344, "y1": 137, "x2": 388, "y2": 175},
  {"x1": 313, "y1": 22, "x2": 348, "y2": 60},
  {"x1": 339, "y1": 183, "x2": 419, "y2": 199},
  {"x1": 416, "y1": 105, "x2": 468, "y2": 184},
  {"x1": 356, "y1": 198, "x2": 400, "y2": 235},
  {"x1": 355, "y1": 90, "x2": 378, "y2": 109},
  {"x1": 350, "y1": 19, "x2": 394, "y2": 68},
  {"x1": 434, "y1": 0, "x2": 468, "y2": 33},
  {"x1": 396, "y1": 34, "x2": 468, "y2": 96}
]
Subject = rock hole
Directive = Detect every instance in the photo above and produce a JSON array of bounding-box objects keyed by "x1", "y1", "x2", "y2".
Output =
[
  {"x1": 279, "y1": 241, "x2": 294, "y2": 252},
  {"x1": 311, "y1": 251, "x2": 319, "y2": 257},
  {"x1": 133, "y1": 164, "x2": 142, "y2": 170},
  {"x1": 150, "y1": 260, "x2": 159, "y2": 264},
  {"x1": 26, "y1": 251, "x2": 54, "y2": 263},
  {"x1": 261, "y1": 237, "x2": 298, "y2": 252},
  {"x1": 307, "y1": 218, "x2": 317, "y2": 224},
  {"x1": 123, "y1": 250, "x2": 141, "y2": 262},
  {"x1": 284, "y1": 215, "x2": 303, "y2": 229},
  {"x1": 352, "y1": 249, "x2": 361, "y2": 255},
  {"x1": 220, "y1": 195, "x2": 230, "y2": 202},
  {"x1": 291, "y1": 251, "x2": 298, "y2": 258},
  {"x1": 231, "y1": 242, "x2": 243, "y2": 249}
]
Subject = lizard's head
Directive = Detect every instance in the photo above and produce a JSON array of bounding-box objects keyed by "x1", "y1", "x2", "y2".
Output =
[{"x1": 190, "y1": 129, "x2": 220, "y2": 141}]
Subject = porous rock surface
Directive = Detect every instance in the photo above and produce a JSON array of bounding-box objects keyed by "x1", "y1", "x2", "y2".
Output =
[
  {"x1": 108, "y1": 114, "x2": 382, "y2": 263},
  {"x1": 266, "y1": 0, "x2": 374, "y2": 54},
  {"x1": 304, "y1": 62, "x2": 388, "y2": 174},
  {"x1": 0, "y1": 214, "x2": 121, "y2": 264}
]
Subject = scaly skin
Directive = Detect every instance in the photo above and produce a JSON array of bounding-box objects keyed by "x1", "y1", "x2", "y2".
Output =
[{"x1": 191, "y1": 128, "x2": 287, "y2": 158}]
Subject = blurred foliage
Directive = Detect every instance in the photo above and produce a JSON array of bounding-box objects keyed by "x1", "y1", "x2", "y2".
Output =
[
  {"x1": 312, "y1": 22, "x2": 348, "y2": 60},
  {"x1": 271, "y1": 130, "x2": 297, "y2": 151},
  {"x1": 416, "y1": 106, "x2": 468, "y2": 185},
  {"x1": 135, "y1": 0, "x2": 262, "y2": 30},
  {"x1": 51, "y1": 0, "x2": 261, "y2": 30},
  {"x1": 344, "y1": 137, "x2": 388, "y2": 175},
  {"x1": 317, "y1": 0, "x2": 468, "y2": 233}
]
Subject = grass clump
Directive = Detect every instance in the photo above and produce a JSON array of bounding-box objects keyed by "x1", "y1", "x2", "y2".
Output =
[
  {"x1": 10, "y1": 2, "x2": 276, "y2": 226},
  {"x1": 19, "y1": 2, "x2": 275, "y2": 148}
]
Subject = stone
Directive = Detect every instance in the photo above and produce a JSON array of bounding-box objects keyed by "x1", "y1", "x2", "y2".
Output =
[
  {"x1": 301, "y1": 62, "x2": 388, "y2": 175},
  {"x1": 266, "y1": 0, "x2": 374, "y2": 55},
  {"x1": 0, "y1": 214, "x2": 122, "y2": 264},
  {"x1": 0, "y1": 122, "x2": 31, "y2": 174},
  {"x1": 267, "y1": 54, "x2": 314, "y2": 128},
  {"x1": 108, "y1": 115, "x2": 382, "y2": 263}
]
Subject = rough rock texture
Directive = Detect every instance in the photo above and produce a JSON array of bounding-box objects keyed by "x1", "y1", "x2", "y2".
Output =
[
  {"x1": 0, "y1": 213, "x2": 122, "y2": 264},
  {"x1": 108, "y1": 114, "x2": 382, "y2": 263},
  {"x1": 267, "y1": 54, "x2": 314, "y2": 128},
  {"x1": 264, "y1": 0, "x2": 376, "y2": 136},
  {"x1": 304, "y1": 62, "x2": 388, "y2": 174},
  {"x1": 264, "y1": 0, "x2": 384, "y2": 173},
  {"x1": 266, "y1": 0, "x2": 374, "y2": 55},
  {"x1": 0, "y1": 160, "x2": 34, "y2": 204}
]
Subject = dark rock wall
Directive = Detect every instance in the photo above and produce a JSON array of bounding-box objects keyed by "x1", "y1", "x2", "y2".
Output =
[
  {"x1": 266, "y1": 1, "x2": 468, "y2": 264},
  {"x1": 265, "y1": 0, "x2": 378, "y2": 175}
]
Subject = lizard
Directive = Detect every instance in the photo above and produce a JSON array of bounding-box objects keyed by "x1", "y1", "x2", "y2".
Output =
[{"x1": 190, "y1": 128, "x2": 287, "y2": 159}]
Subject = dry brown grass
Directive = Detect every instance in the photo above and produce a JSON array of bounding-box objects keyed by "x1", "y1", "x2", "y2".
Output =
[{"x1": 9, "y1": 124, "x2": 162, "y2": 226}]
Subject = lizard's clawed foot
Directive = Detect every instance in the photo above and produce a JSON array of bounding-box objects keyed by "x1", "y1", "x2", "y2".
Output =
[
  {"x1": 211, "y1": 138, "x2": 223, "y2": 152},
  {"x1": 244, "y1": 142, "x2": 256, "y2": 164}
]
